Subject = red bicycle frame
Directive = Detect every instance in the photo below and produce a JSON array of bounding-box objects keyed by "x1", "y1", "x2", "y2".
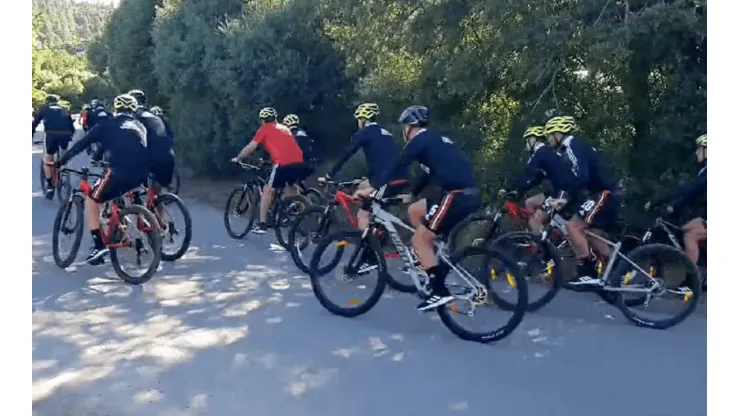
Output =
[
  {"x1": 77, "y1": 178, "x2": 131, "y2": 249},
  {"x1": 334, "y1": 190, "x2": 360, "y2": 228}
]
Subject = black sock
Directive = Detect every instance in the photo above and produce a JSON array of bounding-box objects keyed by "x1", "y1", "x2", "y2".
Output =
[
  {"x1": 91, "y1": 229, "x2": 103, "y2": 249},
  {"x1": 425, "y1": 264, "x2": 450, "y2": 292}
]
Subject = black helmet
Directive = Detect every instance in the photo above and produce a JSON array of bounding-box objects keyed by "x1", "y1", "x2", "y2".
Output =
[
  {"x1": 45, "y1": 94, "x2": 60, "y2": 105},
  {"x1": 398, "y1": 105, "x2": 429, "y2": 127},
  {"x1": 128, "y1": 89, "x2": 146, "y2": 106}
]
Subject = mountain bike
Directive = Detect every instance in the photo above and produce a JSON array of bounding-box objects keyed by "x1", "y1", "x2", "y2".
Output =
[
  {"x1": 51, "y1": 166, "x2": 163, "y2": 285},
  {"x1": 223, "y1": 160, "x2": 311, "y2": 246},
  {"x1": 308, "y1": 192, "x2": 528, "y2": 343},
  {"x1": 38, "y1": 140, "x2": 71, "y2": 203}
]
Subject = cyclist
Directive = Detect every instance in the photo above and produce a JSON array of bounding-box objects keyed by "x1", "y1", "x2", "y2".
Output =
[
  {"x1": 32, "y1": 94, "x2": 75, "y2": 200},
  {"x1": 149, "y1": 106, "x2": 175, "y2": 139},
  {"x1": 645, "y1": 134, "x2": 707, "y2": 279},
  {"x1": 54, "y1": 94, "x2": 150, "y2": 265},
  {"x1": 355, "y1": 105, "x2": 481, "y2": 311},
  {"x1": 231, "y1": 107, "x2": 312, "y2": 234},
  {"x1": 320, "y1": 103, "x2": 410, "y2": 230},
  {"x1": 282, "y1": 114, "x2": 316, "y2": 167},
  {"x1": 544, "y1": 115, "x2": 620, "y2": 285},
  {"x1": 86, "y1": 99, "x2": 111, "y2": 132},
  {"x1": 80, "y1": 104, "x2": 90, "y2": 131},
  {"x1": 501, "y1": 126, "x2": 578, "y2": 232},
  {"x1": 128, "y1": 90, "x2": 176, "y2": 195}
]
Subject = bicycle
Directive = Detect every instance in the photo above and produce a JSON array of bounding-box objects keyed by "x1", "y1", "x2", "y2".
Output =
[
  {"x1": 286, "y1": 178, "x2": 411, "y2": 291},
  {"x1": 38, "y1": 141, "x2": 71, "y2": 203},
  {"x1": 223, "y1": 160, "x2": 311, "y2": 246},
  {"x1": 125, "y1": 173, "x2": 193, "y2": 262},
  {"x1": 51, "y1": 165, "x2": 163, "y2": 285},
  {"x1": 498, "y1": 199, "x2": 701, "y2": 328},
  {"x1": 308, "y1": 192, "x2": 528, "y2": 343}
]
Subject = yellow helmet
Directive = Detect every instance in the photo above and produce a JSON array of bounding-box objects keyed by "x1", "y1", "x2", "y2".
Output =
[
  {"x1": 354, "y1": 103, "x2": 380, "y2": 120},
  {"x1": 523, "y1": 126, "x2": 545, "y2": 139},
  {"x1": 113, "y1": 94, "x2": 138, "y2": 112},
  {"x1": 282, "y1": 114, "x2": 299, "y2": 127},
  {"x1": 544, "y1": 116, "x2": 576, "y2": 135},
  {"x1": 259, "y1": 107, "x2": 278, "y2": 120},
  {"x1": 695, "y1": 134, "x2": 707, "y2": 148}
]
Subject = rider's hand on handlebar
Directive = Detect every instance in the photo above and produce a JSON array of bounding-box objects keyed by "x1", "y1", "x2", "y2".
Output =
[
  {"x1": 317, "y1": 175, "x2": 329, "y2": 186},
  {"x1": 353, "y1": 187, "x2": 374, "y2": 199}
]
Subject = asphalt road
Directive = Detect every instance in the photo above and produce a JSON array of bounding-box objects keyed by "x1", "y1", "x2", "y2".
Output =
[{"x1": 32, "y1": 141, "x2": 707, "y2": 416}]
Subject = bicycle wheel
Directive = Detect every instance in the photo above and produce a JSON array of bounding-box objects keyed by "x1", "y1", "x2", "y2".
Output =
[
  {"x1": 437, "y1": 245, "x2": 528, "y2": 343},
  {"x1": 52, "y1": 194, "x2": 84, "y2": 268},
  {"x1": 490, "y1": 231, "x2": 562, "y2": 312},
  {"x1": 38, "y1": 159, "x2": 48, "y2": 195},
  {"x1": 154, "y1": 193, "x2": 192, "y2": 261},
  {"x1": 308, "y1": 229, "x2": 387, "y2": 317},
  {"x1": 304, "y1": 187, "x2": 325, "y2": 206},
  {"x1": 109, "y1": 205, "x2": 163, "y2": 285},
  {"x1": 223, "y1": 185, "x2": 257, "y2": 239},
  {"x1": 446, "y1": 212, "x2": 499, "y2": 253},
  {"x1": 287, "y1": 205, "x2": 340, "y2": 274},
  {"x1": 55, "y1": 170, "x2": 72, "y2": 204},
  {"x1": 170, "y1": 164, "x2": 181, "y2": 195},
  {"x1": 610, "y1": 243, "x2": 701, "y2": 329},
  {"x1": 274, "y1": 194, "x2": 311, "y2": 248}
]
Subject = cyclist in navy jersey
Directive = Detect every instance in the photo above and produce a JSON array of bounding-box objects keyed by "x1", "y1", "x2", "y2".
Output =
[
  {"x1": 321, "y1": 103, "x2": 410, "y2": 231},
  {"x1": 355, "y1": 105, "x2": 481, "y2": 311},
  {"x1": 502, "y1": 125, "x2": 578, "y2": 232},
  {"x1": 544, "y1": 116, "x2": 620, "y2": 285}
]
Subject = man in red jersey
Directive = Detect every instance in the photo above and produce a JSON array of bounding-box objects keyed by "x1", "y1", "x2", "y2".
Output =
[{"x1": 232, "y1": 107, "x2": 312, "y2": 233}]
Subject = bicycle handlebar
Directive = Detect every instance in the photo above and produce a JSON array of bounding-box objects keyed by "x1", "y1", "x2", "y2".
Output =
[
  {"x1": 234, "y1": 159, "x2": 269, "y2": 172},
  {"x1": 59, "y1": 166, "x2": 103, "y2": 179},
  {"x1": 321, "y1": 178, "x2": 364, "y2": 189}
]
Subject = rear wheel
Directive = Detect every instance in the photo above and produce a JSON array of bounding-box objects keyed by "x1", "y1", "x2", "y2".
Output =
[
  {"x1": 109, "y1": 205, "x2": 162, "y2": 285},
  {"x1": 223, "y1": 186, "x2": 257, "y2": 239},
  {"x1": 38, "y1": 159, "x2": 48, "y2": 195},
  {"x1": 52, "y1": 194, "x2": 84, "y2": 268}
]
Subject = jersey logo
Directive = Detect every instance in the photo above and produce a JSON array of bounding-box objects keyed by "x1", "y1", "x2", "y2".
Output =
[
  {"x1": 381, "y1": 128, "x2": 392, "y2": 136},
  {"x1": 420, "y1": 164, "x2": 430, "y2": 174},
  {"x1": 441, "y1": 136, "x2": 453, "y2": 144},
  {"x1": 122, "y1": 119, "x2": 148, "y2": 147},
  {"x1": 564, "y1": 146, "x2": 580, "y2": 177}
]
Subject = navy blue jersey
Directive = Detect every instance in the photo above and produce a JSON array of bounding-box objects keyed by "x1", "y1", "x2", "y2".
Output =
[
  {"x1": 514, "y1": 142, "x2": 578, "y2": 197},
  {"x1": 32, "y1": 104, "x2": 74, "y2": 136},
  {"x1": 329, "y1": 123, "x2": 408, "y2": 184},
  {"x1": 559, "y1": 136, "x2": 617, "y2": 196},
  {"x1": 59, "y1": 114, "x2": 149, "y2": 178},
  {"x1": 375, "y1": 128, "x2": 478, "y2": 194},
  {"x1": 136, "y1": 107, "x2": 174, "y2": 161}
]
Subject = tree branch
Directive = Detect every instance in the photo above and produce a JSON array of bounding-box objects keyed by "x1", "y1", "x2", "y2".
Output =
[{"x1": 531, "y1": 63, "x2": 560, "y2": 114}]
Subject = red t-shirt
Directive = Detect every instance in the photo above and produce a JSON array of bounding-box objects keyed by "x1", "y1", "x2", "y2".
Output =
[{"x1": 252, "y1": 122, "x2": 303, "y2": 165}]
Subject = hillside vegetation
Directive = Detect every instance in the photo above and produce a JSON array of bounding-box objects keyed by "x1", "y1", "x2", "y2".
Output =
[{"x1": 84, "y1": 0, "x2": 705, "y2": 216}]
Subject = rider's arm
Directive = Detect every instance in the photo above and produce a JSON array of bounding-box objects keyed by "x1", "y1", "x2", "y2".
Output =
[
  {"x1": 371, "y1": 136, "x2": 424, "y2": 190},
  {"x1": 513, "y1": 149, "x2": 547, "y2": 195},
  {"x1": 162, "y1": 116, "x2": 175, "y2": 140},
  {"x1": 31, "y1": 106, "x2": 46, "y2": 134},
  {"x1": 410, "y1": 166, "x2": 431, "y2": 197},
  {"x1": 58, "y1": 123, "x2": 104, "y2": 166},
  {"x1": 328, "y1": 131, "x2": 365, "y2": 178},
  {"x1": 668, "y1": 168, "x2": 708, "y2": 209},
  {"x1": 236, "y1": 127, "x2": 264, "y2": 160}
]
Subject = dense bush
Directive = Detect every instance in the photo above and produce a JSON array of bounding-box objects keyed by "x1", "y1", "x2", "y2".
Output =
[{"x1": 86, "y1": 0, "x2": 706, "y2": 214}]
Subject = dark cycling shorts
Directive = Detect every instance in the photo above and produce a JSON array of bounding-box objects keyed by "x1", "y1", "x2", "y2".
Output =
[
  {"x1": 424, "y1": 190, "x2": 481, "y2": 236},
  {"x1": 45, "y1": 134, "x2": 72, "y2": 155},
  {"x1": 90, "y1": 169, "x2": 146, "y2": 204},
  {"x1": 573, "y1": 190, "x2": 620, "y2": 229},
  {"x1": 268, "y1": 162, "x2": 314, "y2": 188},
  {"x1": 150, "y1": 155, "x2": 175, "y2": 188},
  {"x1": 383, "y1": 179, "x2": 410, "y2": 198}
]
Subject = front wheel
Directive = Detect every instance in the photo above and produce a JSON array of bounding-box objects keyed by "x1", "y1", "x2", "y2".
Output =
[
  {"x1": 39, "y1": 159, "x2": 48, "y2": 195},
  {"x1": 303, "y1": 187, "x2": 325, "y2": 206},
  {"x1": 55, "y1": 170, "x2": 72, "y2": 204},
  {"x1": 437, "y1": 246, "x2": 528, "y2": 343},
  {"x1": 153, "y1": 193, "x2": 192, "y2": 261},
  {"x1": 223, "y1": 186, "x2": 257, "y2": 239},
  {"x1": 309, "y1": 229, "x2": 387, "y2": 317},
  {"x1": 52, "y1": 194, "x2": 84, "y2": 268},
  {"x1": 170, "y1": 164, "x2": 181, "y2": 194},
  {"x1": 287, "y1": 205, "x2": 339, "y2": 274},
  {"x1": 109, "y1": 205, "x2": 163, "y2": 285}
]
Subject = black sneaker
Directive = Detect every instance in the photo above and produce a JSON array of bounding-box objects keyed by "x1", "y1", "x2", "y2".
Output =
[
  {"x1": 85, "y1": 247, "x2": 109, "y2": 265},
  {"x1": 252, "y1": 222, "x2": 268, "y2": 234},
  {"x1": 45, "y1": 185, "x2": 55, "y2": 200},
  {"x1": 416, "y1": 289, "x2": 455, "y2": 312},
  {"x1": 572, "y1": 259, "x2": 602, "y2": 286}
]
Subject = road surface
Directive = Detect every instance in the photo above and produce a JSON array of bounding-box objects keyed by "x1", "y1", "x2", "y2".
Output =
[{"x1": 32, "y1": 144, "x2": 707, "y2": 416}]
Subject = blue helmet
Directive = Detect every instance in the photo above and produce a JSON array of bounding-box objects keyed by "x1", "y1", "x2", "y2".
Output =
[{"x1": 398, "y1": 105, "x2": 429, "y2": 127}]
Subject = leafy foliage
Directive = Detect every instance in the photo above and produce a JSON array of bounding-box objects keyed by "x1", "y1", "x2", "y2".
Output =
[{"x1": 85, "y1": 0, "x2": 706, "y2": 213}]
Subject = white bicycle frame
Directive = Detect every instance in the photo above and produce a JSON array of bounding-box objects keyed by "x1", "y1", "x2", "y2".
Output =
[{"x1": 365, "y1": 197, "x2": 486, "y2": 299}]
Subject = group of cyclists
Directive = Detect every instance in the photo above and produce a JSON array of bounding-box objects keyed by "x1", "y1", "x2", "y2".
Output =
[
  {"x1": 33, "y1": 91, "x2": 176, "y2": 266},
  {"x1": 34, "y1": 90, "x2": 707, "y2": 316}
]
